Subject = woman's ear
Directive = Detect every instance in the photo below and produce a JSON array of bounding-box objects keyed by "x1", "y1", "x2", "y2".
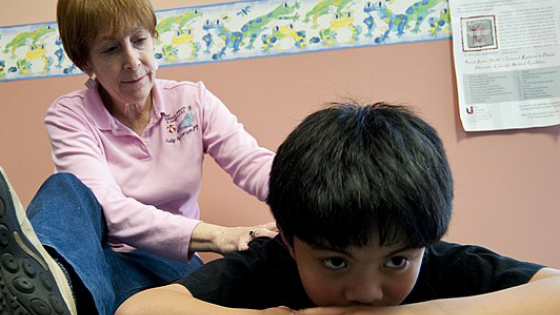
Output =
[{"x1": 82, "y1": 64, "x2": 93, "y2": 76}]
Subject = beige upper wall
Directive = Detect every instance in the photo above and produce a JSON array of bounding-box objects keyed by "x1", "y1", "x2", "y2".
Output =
[{"x1": 1, "y1": 0, "x2": 559, "y2": 268}]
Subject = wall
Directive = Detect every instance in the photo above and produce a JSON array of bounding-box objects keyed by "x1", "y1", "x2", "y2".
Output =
[{"x1": 1, "y1": 0, "x2": 559, "y2": 268}]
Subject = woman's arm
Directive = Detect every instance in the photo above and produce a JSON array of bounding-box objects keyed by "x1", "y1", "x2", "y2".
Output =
[
  {"x1": 198, "y1": 83, "x2": 275, "y2": 202},
  {"x1": 191, "y1": 221, "x2": 277, "y2": 253}
]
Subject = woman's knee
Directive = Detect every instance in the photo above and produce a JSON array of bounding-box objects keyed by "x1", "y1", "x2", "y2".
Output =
[{"x1": 44, "y1": 172, "x2": 83, "y2": 188}]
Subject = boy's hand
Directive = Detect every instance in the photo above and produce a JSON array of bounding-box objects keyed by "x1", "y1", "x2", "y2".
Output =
[
  {"x1": 260, "y1": 306, "x2": 298, "y2": 315},
  {"x1": 298, "y1": 307, "x2": 353, "y2": 315}
]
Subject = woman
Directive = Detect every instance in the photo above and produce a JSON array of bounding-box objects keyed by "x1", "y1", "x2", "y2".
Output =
[{"x1": 13, "y1": 0, "x2": 274, "y2": 314}]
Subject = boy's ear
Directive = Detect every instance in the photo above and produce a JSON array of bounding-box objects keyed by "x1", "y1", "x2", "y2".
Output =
[{"x1": 280, "y1": 230, "x2": 296, "y2": 259}]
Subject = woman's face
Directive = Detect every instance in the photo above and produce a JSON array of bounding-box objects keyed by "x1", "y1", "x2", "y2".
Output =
[{"x1": 85, "y1": 27, "x2": 157, "y2": 108}]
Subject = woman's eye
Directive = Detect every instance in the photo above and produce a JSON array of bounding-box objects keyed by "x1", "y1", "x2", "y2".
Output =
[
  {"x1": 134, "y1": 38, "x2": 147, "y2": 46},
  {"x1": 384, "y1": 256, "x2": 408, "y2": 269},
  {"x1": 103, "y1": 46, "x2": 118, "y2": 54},
  {"x1": 323, "y1": 257, "x2": 347, "y2": 270}
]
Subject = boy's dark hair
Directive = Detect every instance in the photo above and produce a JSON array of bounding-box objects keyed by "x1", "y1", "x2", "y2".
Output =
[{"x1": 267, "y1": 102, "x2": 453, "y2": 249}]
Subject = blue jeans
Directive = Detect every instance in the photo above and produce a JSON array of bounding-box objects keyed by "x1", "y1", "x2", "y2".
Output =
[{"x1": 26, "y1": 173, "x2": 203, "y2": 315}]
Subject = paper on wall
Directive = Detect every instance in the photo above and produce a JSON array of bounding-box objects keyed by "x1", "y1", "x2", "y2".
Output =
[{"x1": 449, "y1": 0, "x2": 560, "y2": 131}]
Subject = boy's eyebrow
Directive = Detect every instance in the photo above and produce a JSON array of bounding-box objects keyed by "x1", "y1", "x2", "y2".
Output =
[
  {"x1": 310, "y1": 243, "x2": 417, "y2": 258},
  {"x1": 384, "y1": 245, "x2": 416, "y2": 258},
  {"x1": 309, "y1": 244, "x2": 350, "y2": 255}
]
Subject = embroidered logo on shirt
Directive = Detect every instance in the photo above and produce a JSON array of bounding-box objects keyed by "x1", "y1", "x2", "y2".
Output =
[
  {"x1": 178, "y1": 108, "x2": 195, "y2": 131},
  {"x1": 165, "y1": 106, "x2": 199, "y2": 143},
  {"x1": 166, "y1": 124, "x2": 177, "y2": 133}
]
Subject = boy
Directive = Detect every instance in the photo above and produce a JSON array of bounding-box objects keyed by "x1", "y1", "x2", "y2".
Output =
[{"x1": 115, "y1": 102, "x2": 560, "y2": 314}]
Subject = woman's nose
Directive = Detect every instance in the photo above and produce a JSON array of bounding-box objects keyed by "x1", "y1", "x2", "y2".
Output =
[{"x1": 122, "y1": 44, "x2": 140, "y2": 70}]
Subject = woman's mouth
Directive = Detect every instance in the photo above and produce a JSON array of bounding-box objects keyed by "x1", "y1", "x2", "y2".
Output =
[{"x1": 123, "y1": 75, "x2": 145, "y2": 84}]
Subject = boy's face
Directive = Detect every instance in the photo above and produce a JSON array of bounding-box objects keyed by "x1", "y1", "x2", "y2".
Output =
[{"x1": 283, "y1": 233, "x2": 425, "y2": 307}]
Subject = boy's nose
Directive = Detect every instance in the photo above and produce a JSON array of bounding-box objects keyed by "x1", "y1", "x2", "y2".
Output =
[{"x1": 344, "y1": 278, "x2": 384, "y2": 305}]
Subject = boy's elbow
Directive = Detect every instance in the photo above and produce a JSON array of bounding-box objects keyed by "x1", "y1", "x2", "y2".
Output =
[
  {"x1": 116, "y1": 296, "x2": 144, "y2": 315},
  {"x1": 116, "y1": 284, "x2": 192, "y2": 315},
  {"x1": 530, "y1": 267, "x2": 560, "y2": 283},
  {"x1": 115, "y1": 304, "x2": 129, "y2": 315}
]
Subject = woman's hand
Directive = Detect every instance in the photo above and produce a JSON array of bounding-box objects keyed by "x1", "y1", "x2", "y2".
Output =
[
  {"x1": 190, "y1": 222, "x2": 278, "y2": 255},
  {"x1": 218, "y1": 221, "x2": 278, "y2": 253}
]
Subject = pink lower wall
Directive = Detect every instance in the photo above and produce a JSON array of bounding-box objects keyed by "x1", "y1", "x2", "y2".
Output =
[{"x1": 1, "y1": 0, "x2": 559, "y2": 268}]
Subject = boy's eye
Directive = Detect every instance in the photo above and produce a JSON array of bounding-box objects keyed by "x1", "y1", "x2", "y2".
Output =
[
  {"x1": 384, "y1": 256, "x2": 408, "y2": 269},
  {"x1": 323, "y1": 257, "x2": 348, "y2": 270}
]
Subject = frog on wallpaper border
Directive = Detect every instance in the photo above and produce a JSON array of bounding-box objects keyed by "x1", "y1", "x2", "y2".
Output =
[
  {"x1": 14, "y1": 43, "x2": 53, "y2": 76},
  {"x1": 162, "y1": 29, "x2": 200, "y2": 62},
  {"x1": 202, "y1": 17, "x2": 243, "y2": 60},
  {"x1": 364, "y1": 1, "x2": 408, "y2": 44},
  {"x1": 3, "y1": 25, "x2": 55, "y2": 59},
  {"x1": 261, "y1": 24, "x2": 306, "y2": 53},
  {"x1": 319, "y1": 11, "x2": 362, "y2": 47},
  {"x1": 240, "y1": 2, "x2": 301, "y2": 50}
]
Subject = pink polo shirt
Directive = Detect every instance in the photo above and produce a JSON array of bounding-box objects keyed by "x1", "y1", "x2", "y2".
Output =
[{"x1": 44, "y1": 79, "x2": 274, "y2": 262}]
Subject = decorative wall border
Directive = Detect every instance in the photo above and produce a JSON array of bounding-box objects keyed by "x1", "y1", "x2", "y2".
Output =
[{"x1": 0, "y1": 0, "x2": 451, "y2": 82}]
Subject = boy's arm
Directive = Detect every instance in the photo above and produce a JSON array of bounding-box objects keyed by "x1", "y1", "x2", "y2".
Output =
[
  {"x1": 298, "y1": 267, "x2": 560, "y2": 315},
  {"x1": 116, "y1": 284, "x2": 296, "y2": 315}
]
